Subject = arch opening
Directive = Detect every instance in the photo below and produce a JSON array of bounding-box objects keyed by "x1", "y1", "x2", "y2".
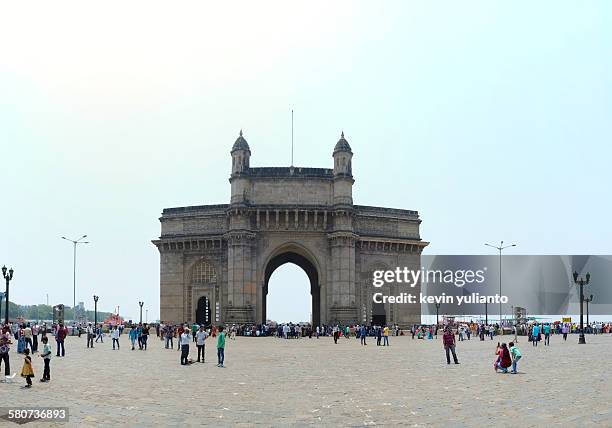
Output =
[{"x1": 263, "y1": 251, "x2": 320, "y2": 326}]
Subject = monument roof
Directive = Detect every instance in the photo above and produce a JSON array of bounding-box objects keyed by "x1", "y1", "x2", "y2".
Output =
[
  {"x1": 231, "y1": 130, "x2": 250, "y2": 152},
  {"x1": 333, "y1": 132, "x2": 352, "y2": 154}
]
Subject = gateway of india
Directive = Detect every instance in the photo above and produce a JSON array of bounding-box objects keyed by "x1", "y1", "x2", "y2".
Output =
[{"x1": 153, "y1": 131, "x2": 428, "y2": 327}]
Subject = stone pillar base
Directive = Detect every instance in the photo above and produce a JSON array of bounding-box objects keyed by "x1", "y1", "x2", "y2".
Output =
[
  {"x1": 223, "y1": 306, "x2": 255, "y2": 324},
  {"x1": 329, "y1": 306, "x2": 358, "y2": 325}
]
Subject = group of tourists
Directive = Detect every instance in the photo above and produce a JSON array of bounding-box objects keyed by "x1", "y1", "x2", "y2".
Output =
[
  {"x1": 1, "y1": 323, "x2": 54, "y2": 388},
  {"x1": 493, "y1": 341, "x2": 522, "y2": 373},
  {"x1": 157, "y1": 322, "x2": 227, "y2": 367}
]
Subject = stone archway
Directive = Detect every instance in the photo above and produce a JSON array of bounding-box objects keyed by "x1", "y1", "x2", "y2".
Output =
[{"x1": 262, "y1": 251, "x2": 320, "y2": 326}]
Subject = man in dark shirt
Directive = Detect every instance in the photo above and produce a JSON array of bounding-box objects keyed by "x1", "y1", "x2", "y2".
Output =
[
  {"x1": 56, "y1": 324, "x2": 67, "y2": 357},
  {"x1": 443, "y1": 327, "x2": 459, "y2": 365}
]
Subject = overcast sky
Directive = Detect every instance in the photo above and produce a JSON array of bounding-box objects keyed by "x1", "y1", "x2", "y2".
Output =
[{"x1": 1, "y1": 2, "x2": 610, "y2": 322}]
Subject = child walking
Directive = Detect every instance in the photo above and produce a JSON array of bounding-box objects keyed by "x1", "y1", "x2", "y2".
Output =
[
  {"x1": 509, "y1": 341, "x2": 522, "y2": 374},
  {"x1": 39, "y1": 336, "x2": 51, "y2": 382},
  {"x1": 21, "y1": 349, "x2": 34, "y2": 388}
]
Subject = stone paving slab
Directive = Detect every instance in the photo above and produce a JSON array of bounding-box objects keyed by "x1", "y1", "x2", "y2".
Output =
[{"x1": 0, "y1": 334, "x2": 610, "y2": 427}]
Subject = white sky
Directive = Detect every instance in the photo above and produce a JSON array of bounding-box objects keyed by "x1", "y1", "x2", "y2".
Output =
[{"x1": 1, "y1": 2, "x2": 610, "y2": 321}]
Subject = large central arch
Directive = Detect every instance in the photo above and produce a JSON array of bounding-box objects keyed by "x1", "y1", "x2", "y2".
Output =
[{"x1": 263, "y1": 251, "x2": 320, "y2": 326}]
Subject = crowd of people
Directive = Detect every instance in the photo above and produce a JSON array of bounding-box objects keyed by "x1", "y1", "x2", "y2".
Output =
[{"x1": 2, "y1": 317, "x2": 611, "y2": 388}]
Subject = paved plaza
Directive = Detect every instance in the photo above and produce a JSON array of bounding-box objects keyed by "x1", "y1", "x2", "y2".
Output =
[{"x1": 0, "y1": 333, "x2": 611, "y2": 427}]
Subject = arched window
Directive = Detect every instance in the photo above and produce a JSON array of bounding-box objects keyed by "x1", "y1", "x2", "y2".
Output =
[{"x1": 192, "y1": 260, "x2": 217, "y2": 283}]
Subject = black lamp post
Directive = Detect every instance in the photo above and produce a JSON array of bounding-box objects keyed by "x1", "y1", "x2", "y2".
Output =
[
  {"x1": 2, "y1": 265, "x2": 14, "y2": 325},
  {"x1": 572, "y1": 271, "x2": 590, "y2": 344},
  {"x1": 584, "y1": 294, "x2": 593, "y2": 330},
  {"x1": 93, "y1": 295, "x2": 99, "y2": 326},
  {"x1": 484, "y1": 301, "x2": 488, "y2": 326},
  {"x1": 139, "y1": 301, "x2": 144, "y2": 324},
  {"x1": 435, "y1": 302, "x2": 441, "y2": 326}
]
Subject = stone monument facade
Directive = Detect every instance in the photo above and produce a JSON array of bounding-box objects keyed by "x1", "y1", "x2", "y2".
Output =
[{"x1": 153, "y1": 131, "x2": 427, "y2": 327}]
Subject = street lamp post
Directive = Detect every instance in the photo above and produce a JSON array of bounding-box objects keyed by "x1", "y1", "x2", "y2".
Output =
[
  {"x1": 139, "y1": 301, "x2": 144, "y2": 324},
  {"x1": 146, "y1": 309, "x2": 148, "y2": 324},
  {"x1": 572, "y1": 271, "x2": 590, "y2": 344},
  {"x1": 93, "y1": 295, "x2": 99, "y2": 326},
  {"x1": 2, "y1": 266, "x2": 14, "y2": 325},
  {"x1": 584, "y1": 294, "x2": 593, "y2": 331},
  {"x1": 61, "y1": 235, "x2": 89, "y2": 309},
  {"x1": 435, "y1": 302, "x2": 440, "y2": 326},
  {"x1": 485, "y1": 241, "x2": 517, "y2": 327}
]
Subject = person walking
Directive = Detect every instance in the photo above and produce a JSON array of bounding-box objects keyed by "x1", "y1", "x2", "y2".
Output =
[
  {"x1": 532, "y1": 323, "x2": 540, "y2": 347},
  {"x1": 191, "y1": 322, "x2": 198, "y2": 343},
  {"x1": 95, "y1": 324, "x2": 104, "y2": 343},
  {"x1": 195, "y1": 325, "x2": 208, "y2": 363},
  {"x1": 39, "y1": 336, "x2": 52, "y2": 382},
  {"x1": 23, "y1": 324, "x2": 33, "y2": 353},
  {"x1": 443, "y1": 327, "x2": 459, "y2": 365},
  {"x1": 562, "y1": 323, "x2": 568, "y2": 341},
  {"x1": 129, "y1": 325, "x2": 138, "y2": 351},
  {"x1": 216, "y1": 326, "x2": 226, "y2": 367},
  {"x1": 383, "y1": 325, "x2": 390, "y2": 346},
  {"x1": 31, "y1": 324, "x2": 39, "y2": 353},
  {"x1": 543, "y1": 323, "x2": 551, "y2": 346},
  {"x1": 0, "y1": 327, "x2": 12, "y2": 376},
  {"x1": 111, "y1": 326, "x2": 120, "y2": 350},
  {"x1": 86, "y1": 323, "x2": 94, "y2": 348},
  {"x1": 180, "y1": 328, "x2": 190, "y2": 365},
  {"x1": 509, "y1": 341, "x2": 521, "y2": 374},
  {"x1": 359, "y1": 324, "x2": 367, "y2": 346},
  {"x1": 141, "y1": 324, "x2": 149, "y2": 350},
  {"x1": 55, "y1": 324, "x2": 67, "y2": 357}
]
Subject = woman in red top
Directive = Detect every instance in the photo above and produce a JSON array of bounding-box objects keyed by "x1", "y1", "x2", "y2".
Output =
[{"x1": 496, "y1": 343, "x2": 512, "y2": 373}]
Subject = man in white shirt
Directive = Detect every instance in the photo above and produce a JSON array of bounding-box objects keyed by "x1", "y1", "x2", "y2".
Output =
[
  {"x1": 86, "y1": 323, "x2": 94, "y2": 348},
  {"x1": 111, "y1": 326, "x2": 120, "y2": 350},
  {"x1": 180, "y1": 329, "x2": 191, "y2": 365},
  {"x1": 195, "y1": 325, "x2": 209, "y2": 363}
]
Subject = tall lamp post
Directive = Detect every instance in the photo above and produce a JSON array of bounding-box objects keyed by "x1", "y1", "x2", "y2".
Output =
[
  {"x1": 435, "y1": 302, "x2": 441, "y2": 326},
  {"x1": 93, "y1": 295, "x2": 99, "y2": 327},
  {"x1": 139, "y1": 301, "x2": 144, "y2": 324},
  {"x1": 572, "y1": 271, "x2": 590, "y2": 344},
  {"x1": 61, "y1": 235, "x2": 89, "y2": 309},
  {"x1": 584, "y1": 294, "x2": 593, "y2": 331},
  {"x1": 485, "y1": 241, "x2": 517, "y2": 327},
  {"x1": 2, "y1": 266, "x2": 14, "y2": 325}
]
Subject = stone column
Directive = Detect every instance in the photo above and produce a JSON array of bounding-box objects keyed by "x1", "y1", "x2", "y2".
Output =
[
  {"x1": 224, "y1": 230, "x2": 256, "y2": 323},
  {"x1": 328, "y1": 231, "x2": 358, "y2": 324}
]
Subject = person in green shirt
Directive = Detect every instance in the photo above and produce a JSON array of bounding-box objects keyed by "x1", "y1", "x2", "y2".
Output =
[
  {"x1": 543, "y1": 323, "x2": 551, "y2": 346},
  {"x1": 509, "y1": 341, "x2": 521, "y2": 374},
  {"x1": 191, "y1": 323, "x2": 198, "y2": 343},
  {"x1": 217, "y1": 326, "x2": 226, "y2": 368}
]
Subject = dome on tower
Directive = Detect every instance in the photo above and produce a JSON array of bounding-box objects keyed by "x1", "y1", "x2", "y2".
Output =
[
  {"x1": 231, "y1": 129, "x2": 250, "y2": 153},
  {"x1": 333, "y1": 131, "x2": 352, "y2": 154}
]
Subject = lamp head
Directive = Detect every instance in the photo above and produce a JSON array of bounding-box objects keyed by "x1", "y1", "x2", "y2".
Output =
[
  {"x1": 586, "y1": 272, "x2": 591, "y2": 284},
  {"x1": 1, "y1": 266, "x2": 6, "y2": 277},
  {"x1": 573, "y1": 271, "x2": 578, "y2": 283},
  {"x1": 8, "y1": 268, "x2": 13, "y2": 279}
]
